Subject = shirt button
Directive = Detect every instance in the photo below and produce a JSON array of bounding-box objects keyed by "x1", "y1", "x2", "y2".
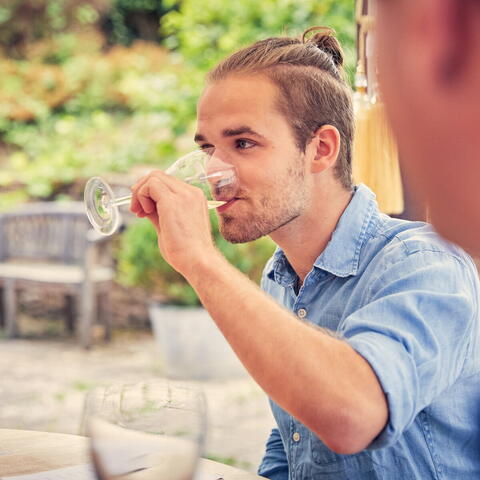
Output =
[
  {"x1": 292, "y1": 432, "x2": 301, "y2": 442},
  {"x1": 297, "y1": 308, "x2": 307, "y2": 319}
]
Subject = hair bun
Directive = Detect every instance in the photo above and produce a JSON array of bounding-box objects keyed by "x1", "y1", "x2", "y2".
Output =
[{"x1": 302, "y1": 26, "x2": 344, "y2": 69}]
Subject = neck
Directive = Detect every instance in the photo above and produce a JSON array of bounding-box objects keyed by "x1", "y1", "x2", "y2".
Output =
[{"x1": 270, "y1": 180, "x2": 353, "y2": 283}]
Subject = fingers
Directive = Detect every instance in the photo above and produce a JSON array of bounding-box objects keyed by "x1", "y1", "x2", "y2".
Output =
[
  {"x1": 130, "y1": 171, "x2": 172, "y2": 216},
  {"x1": 127, "y1": 169, "x2": 215, "y2": 275},
  {"x1": 129, "y1": 170, "x2": 205, "y2": 220}
]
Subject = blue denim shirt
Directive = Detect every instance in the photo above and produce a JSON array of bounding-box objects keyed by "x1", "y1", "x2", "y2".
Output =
[{"x1": 258, "y1": 185, "x2": 480, "y2": 480}]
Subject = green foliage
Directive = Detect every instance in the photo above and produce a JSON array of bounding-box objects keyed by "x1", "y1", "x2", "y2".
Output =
[
  {"x1": 2, "y1": 111, "x2": 181, "y2": 198},
  {"x1": 116, "y1": 218, "x2": 197, "y2": 306},
  {"x1": 162, "y1": 0, "x2": 356, "y2": 75},
  {"x1": 0, "y1": 40, "x2": 179, "y2": 122},
  {"x1": 205, "y1": 453, "x2": 251, "y2": 470},
  {"x1": 116, "y1": 215, "x2": 275, "y2": 306},
  {"x1": 0, "y1": 190, "x2": 29, "y2": 212},
  {"x1": 105, "y1": 0, "x2": 178, "y2": 46},
  {"x1": 210, "y1": 213, "x2": 276, "y2": 282},
  {"x1": 0, "y1": 0, "x2": 108, "y2": 59},
  {"x1": 0, "y1": 40, "x2": 197, "y2": 199},
  {"x1": 0, "y1": 0, "x2": 175, "y2": 58}
]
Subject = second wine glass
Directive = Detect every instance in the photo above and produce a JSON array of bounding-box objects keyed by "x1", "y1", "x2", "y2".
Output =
[{"x1": 82, "y1": 380, "x2": 207, "y2": 480}]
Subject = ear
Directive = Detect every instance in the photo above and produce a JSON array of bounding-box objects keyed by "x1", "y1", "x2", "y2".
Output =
[{"x1": 307, "y1": 125, "x2": 341, "y2": 174}]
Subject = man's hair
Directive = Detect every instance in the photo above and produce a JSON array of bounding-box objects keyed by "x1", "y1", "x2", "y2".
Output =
[{"x1": 207, "y1": 26, "x2": 354, "y2": 189}]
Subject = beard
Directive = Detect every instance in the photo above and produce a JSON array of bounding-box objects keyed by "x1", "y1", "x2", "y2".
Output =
[{"x1": 218, "y1": 159, "x2": 308, "y2": 243}]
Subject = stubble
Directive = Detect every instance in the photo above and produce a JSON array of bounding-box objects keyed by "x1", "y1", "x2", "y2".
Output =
[{"x1": 218, "y1": 158, "x2": 308, "y2": 244}]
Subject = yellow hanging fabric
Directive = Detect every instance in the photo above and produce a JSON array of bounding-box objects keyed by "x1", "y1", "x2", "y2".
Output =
[
  {"x1": 366, "y1": 94, "x2": 404, "y2": 214},
  {"x1": 352, "y1": 60, "x2": 371, "y2": 193},
  {"x1": 352, "y1": 0, "x2": 404, "y2": 214}
]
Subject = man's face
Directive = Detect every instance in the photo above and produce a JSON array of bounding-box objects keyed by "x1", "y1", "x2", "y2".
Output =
[{"x1": 195, "y1": 74, "x2": 310, "y2": 243}]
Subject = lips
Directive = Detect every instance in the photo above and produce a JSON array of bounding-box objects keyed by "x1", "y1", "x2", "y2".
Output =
[{"x1": 216, "y1": 197, "x2": 239, "y2": 213}]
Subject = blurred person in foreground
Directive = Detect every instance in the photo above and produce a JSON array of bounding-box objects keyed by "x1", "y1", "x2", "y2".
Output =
[
  {"x1": 375, "y1": 0, "x2": 480, "y2": 255},
  {"x1": 130, "y1": 27, "x2": 480, "y2": 479}
]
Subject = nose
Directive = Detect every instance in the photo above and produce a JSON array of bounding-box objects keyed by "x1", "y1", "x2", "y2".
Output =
[
  {"x1": 203, "y1": 148, "x2": 239, "y2": 201},
  {"x1": 204, "y1": 147, "x2": 234, "y2": 173}
]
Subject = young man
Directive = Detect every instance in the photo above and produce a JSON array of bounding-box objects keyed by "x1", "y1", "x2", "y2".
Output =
[
  {"x1": 375, "y1": 0, "x2": 480, "y2": 255},
  {"x1": 131, "y1": 28, "x2": 480, "y2": 479}
]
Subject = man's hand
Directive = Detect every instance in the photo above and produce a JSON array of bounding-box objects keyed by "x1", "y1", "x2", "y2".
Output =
[{"x1": 130, "y1": 170, "x2": 218, "y2": 277}]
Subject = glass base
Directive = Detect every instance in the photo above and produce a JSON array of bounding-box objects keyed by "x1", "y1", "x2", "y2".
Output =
[{"x1": 84, "y1": 177, "x2": 120, "y2": 235}]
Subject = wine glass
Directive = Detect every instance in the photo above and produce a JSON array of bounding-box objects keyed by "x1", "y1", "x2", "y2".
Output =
[
  {"x1": 82, "y1": 380, "x2": 207, "y2": 480},
  {"x1": 84, "y1": 148, "x2": 239, "y2": 235}
]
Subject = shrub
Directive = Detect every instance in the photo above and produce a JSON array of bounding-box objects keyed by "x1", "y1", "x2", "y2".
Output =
[
  {"x1": 162, "y1": 0, "x2": 356, "y2": 75},
  {"x1": 0, "y1": 0, "x2": 108, "y2": 59},
  {"x1": 0, "y1": 0, "x2": 174, "y2": 58},
  {"x1": 0, "y1": 40, "x2": 196, "y2": 199},
  {"x1": 1, "y1": 111, "x2": 182, "y2": 198},
  {"x1": 104, "y1": 0, "x2": 177, "y2": 46},
  {"x1": 0, "y1": 40, "x2": 177, "y2": 123}
]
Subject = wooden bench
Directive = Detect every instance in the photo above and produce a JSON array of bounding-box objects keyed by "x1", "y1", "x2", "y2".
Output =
[{"x1": 0, "y1": 202, "x2": 115, "y2": 348}]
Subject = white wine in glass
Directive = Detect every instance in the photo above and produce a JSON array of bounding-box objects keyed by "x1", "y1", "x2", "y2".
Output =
[{"x1": 84, "y1": 148, "x2": 238, "y2": 235}]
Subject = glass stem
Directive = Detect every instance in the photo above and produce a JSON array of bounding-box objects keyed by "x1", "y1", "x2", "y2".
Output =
[{"x1": 111, "y1": 195, "x2": 132, "y2": 207}]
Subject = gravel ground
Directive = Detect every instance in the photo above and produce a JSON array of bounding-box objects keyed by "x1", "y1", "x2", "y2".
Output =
[{"x1": 0, "y1": 322, "x2": 275, "y2": 473}]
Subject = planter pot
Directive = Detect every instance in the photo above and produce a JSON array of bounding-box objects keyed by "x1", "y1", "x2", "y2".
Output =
[{"x1": 149, "y1": 303, "x2": 247, "y2": 380}]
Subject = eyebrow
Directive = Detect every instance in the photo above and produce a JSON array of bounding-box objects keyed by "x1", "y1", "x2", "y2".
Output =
[{"x1": 194, "y1": 126, "x2": 266, "y2": 143}]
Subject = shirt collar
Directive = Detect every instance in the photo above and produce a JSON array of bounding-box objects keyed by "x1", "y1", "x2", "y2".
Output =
[{"x1": 267, "y1": 184, "x2": 379, "y2": 284}]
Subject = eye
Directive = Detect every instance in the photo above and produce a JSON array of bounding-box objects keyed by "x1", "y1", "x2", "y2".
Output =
[
  {"x1": 199, "y1": 144, "x2": 214, "y2": 151},
  {"x1": 236, "y1": 139, "x2": 255, "y2": 150}
]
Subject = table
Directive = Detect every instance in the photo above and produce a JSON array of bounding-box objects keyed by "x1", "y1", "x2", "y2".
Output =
[{"x1": 0, "y1": 429, "x2": 263, "y2": 479}]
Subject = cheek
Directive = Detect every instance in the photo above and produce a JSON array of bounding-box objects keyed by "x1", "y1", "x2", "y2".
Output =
[{"x1": 237, "y1": 160, "x2": 273, "y2": 189}]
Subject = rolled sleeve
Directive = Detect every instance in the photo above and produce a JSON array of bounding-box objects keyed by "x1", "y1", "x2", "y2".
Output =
[{"x1": 340, "y1": 251, "x2": 477, "y2": 449}]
